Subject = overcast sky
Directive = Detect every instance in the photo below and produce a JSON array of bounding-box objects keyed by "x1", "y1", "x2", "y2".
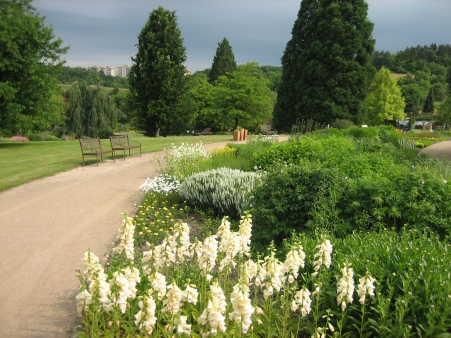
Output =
[{"x1": 33, "y1": 0, "x2": 451, "y2": 73}]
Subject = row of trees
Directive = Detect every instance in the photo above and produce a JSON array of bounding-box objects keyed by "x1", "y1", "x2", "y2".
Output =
[
  {"x1": 2, "y1": 1, "x2": 450, "y2": 138},
  {"x1": 59, "y1": 67, "x2": 130, "y2": 89}
]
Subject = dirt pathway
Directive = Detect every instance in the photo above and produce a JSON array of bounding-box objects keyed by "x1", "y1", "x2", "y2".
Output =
[{"x1": 0, "y1": 141, "x2": 231, "y2": 338}]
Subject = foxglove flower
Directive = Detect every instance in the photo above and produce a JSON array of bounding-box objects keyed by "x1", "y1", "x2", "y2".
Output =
[
  {"x1": 135, "y1": 296, "x2": 157, "y2": 335},
  {"x1": 291, "y1": 287, "x2": 312, "y2": 317},
  {"x1": 312, "y1": 240, "x2": 333, "y2": 277},
  {"x1": 229, "y1": 282, "x2": 255, "y2": 333},
  {"x1": 357, "y1": 274, "x2": 376, "y2": 304},
  {"x1": 336, "y1": 263, "x2": 354, "y2": 311}
]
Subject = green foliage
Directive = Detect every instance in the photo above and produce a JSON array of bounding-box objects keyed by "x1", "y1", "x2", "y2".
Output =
[
  {"x1": 273, "y1": 0, "x2": 376, "y2": 132},
  {"x1": 205, "y1": 62, "x2": 274, "y2": 131},
  {"x1": 65, "y1": 82, "x2": 122, "y2": 138},
  {"x1": 0, "y1": 0, "x2": 69, "y2": 136},
  {"x1": 248, "y1": 133, "x2": 451, "y2": 250},
  {"x1": 178, "y1": 167, "x2": 262, "y2": 218},
  {"x1": 128, "y1": 6, "x2": 188, "y2": 137},
  {"x1": 59, "y1": 67, "x2": 129, "y2": 88},
  {"x1": 330, "y1": 119, "x2": 355, "y2": 130},
  {"x1": 422, "y1": 87, "x2": 435, "y2": 114},
  {"x1": 208, "y1": 37, "x2": 237, "y2": 83},
  {"x1": 363, "y1": 67, "x2": 406, "y2": 125}
]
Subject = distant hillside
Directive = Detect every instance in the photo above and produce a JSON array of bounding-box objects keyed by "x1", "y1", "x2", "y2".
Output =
[
  {"x1": 372, "y1": 43, "x2": 451, "y2": 73},
  {"x1": 59, "y1": 67, "x2": 129, "y2": 89}
]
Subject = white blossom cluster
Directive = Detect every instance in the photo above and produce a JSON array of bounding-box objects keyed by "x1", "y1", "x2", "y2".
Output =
[
  {"x1": 312, "y1": 240, "x2": 333, "y2": 277},
  {"x1": 291, "y1": 287, "x2": 312, "y2": 316},
  {"x1": 112, "y1": 214, "x2": 135, "y2": 259},
  {"x1": 169, "y1": 142, "x2": 207, "y2": 160},
  {"x1": 77, "y1": 212, "x2": 378, "y2": 336},
  {"x1": 357, "y1": 275, "x2": 376, "y2": 304},
  {"x1": 253, "y1": 134, "x2": 279, "y2": 143},
  {"x1": 138, "y1": 174, "x2": 180, "y2": 194},
  {"x1": 198, "y1": 281, "x2": 228, "y2": 335},
  {"x1": 336, "y1": 263, "x2": 354, "y2": 311}
]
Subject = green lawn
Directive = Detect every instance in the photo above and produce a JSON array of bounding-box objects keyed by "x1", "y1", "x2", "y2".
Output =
[{"x1": 0, "y1": 133, "x2": 232, "y2": 192}]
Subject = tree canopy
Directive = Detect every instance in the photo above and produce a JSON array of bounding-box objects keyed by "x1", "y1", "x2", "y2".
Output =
[
  {"x1": 66, "y1": 82, "x2": 122, "y2": 138},
  {"x1": 204, "y1": 62, "x2": 274, "y2": 131},
  {"x1": 273, "y1": 0, "x2": 376, "y2": 132},
  {"x1": 0, "y1": 0, "x2": 69, "y2": 136},
  {"x1": 128, "y1": 6, "x2": 188, "y2": 137},
  {"x1": 363, "y1": 67, "x2": 406, "y2": 125},
  {"x1": 208, "y1": 38, "x2": 237, "y2": 84}
]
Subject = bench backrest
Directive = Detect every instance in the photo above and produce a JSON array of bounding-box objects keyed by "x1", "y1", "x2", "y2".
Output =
[
  {"x1": 109, "y1": 135, "x2": 130, "y2": 147},
  {"x1": 79, "y1": 138, "x2": 102, "y2": 152},
  {"x1": 202, "y1": 128, "x2": 211, "y2": 133},
  {"x1": 260, "y1": 125, "x2": 272, "y2": 132}
]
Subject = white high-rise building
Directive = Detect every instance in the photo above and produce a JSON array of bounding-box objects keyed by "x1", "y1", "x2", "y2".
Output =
[
  {"x1": 115, "y1": 65, "x2": 130, "y2": 78},
  {"x1": 103, "y1": 66, "x2": 115, "y2": 76}
]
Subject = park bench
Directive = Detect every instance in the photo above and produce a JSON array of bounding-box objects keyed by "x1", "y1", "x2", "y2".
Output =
[
  {"x1": 260, "y1": 125, "x2": 278, "y2": 135},
  {"x1": 79, "y1": 137, "x2": 115, "y2": 166},
  {"x1": 109, "y1": 135, "x2": 141, "y2": 159},
  {"x1": 195, "y1": 128, "x2": 213, "y2": 136}
]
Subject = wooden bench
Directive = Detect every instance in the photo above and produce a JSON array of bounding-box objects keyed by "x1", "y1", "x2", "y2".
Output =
[
  {"x1": 194, "y1": 128, "x2": 213, "y2": 136},
  {"x1": 260, "y1": 125, "x2": 278, "y2": 135},
  {"x1": 109, "y1": 135, "x2": 141, "y2": 160},
  {"x1": 79, "y1": 137, "x2": 115, "y2": 166}
]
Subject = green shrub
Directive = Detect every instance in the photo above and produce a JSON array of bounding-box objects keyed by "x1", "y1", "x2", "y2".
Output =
[
  {"x1": 178, "y1": 167, "x2": 262, "y2": 218},
  {"x1": 342, "y1": 125, "x2": 379, "y2": 139},
  {"x1": 329, "y1": 118, "x2": 354, "y2": 129},
  {"x1": 97, "y1": 129, "x2": 113, "y2": 139},
  {"x1": 249, "y1": 134, "x2": 451, "y2": 251}
]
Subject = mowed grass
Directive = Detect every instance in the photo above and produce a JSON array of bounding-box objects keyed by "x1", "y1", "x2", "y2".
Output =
[{"x1": 0, "y1": 133, "x2": 232, "y2": 192}]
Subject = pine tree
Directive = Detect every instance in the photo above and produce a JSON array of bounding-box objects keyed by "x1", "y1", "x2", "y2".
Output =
[
  {"x1": 208, "y1": 38, "x2": 237, "y2": 83},
  {"x1": 273, "y1": 0, "x2": 376, "y2": 132},
  {"x1": 128, "y1": 6, "x2": 188, "y2": 137},
  {"x1": 422, "y1": 88, "x2": 435, "y2": 115}
]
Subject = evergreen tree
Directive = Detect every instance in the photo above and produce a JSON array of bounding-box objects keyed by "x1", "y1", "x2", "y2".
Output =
[
  {"x1": 128, "y1": 6, "x2": 187, "y2": 137},
  {"x1": 0, "y1": 0, "x2": 69, "y2": 136},
  {"x1": 422, "y1": 88, "x2": 435, "y2": 114},
  {"x1": 273, "y1": 0, "x2": 376, "y2": 132},
  {"x1": 363, "y1": 67, "x2": 406, "y2": 125},
  {"x1": 208, "y1": 38, "x2": 237, "y2": 83}
]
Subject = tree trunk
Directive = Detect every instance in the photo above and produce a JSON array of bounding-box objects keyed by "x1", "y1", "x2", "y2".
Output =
[{"x1": 155, "y1": 128, "x2": 160, "y2": 137}]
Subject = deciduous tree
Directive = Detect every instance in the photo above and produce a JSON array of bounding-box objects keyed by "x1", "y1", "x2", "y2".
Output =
[
  {"x1": 66, "y1": 82, "x2": 122, "y2": 138},
  {"x1": 363, "y1": 67, "x2": 406, "y2": 125},
  {"x1": 273, "y1": 0, "x2": 376, "y2": 132},
  {"x1": 0, "y1": 0, "x2": 68, "y2": 136},
  {"x1": 208, "y1": 38, "x2": 237, "y2": 84},
  {"x1": 128, "y1": 6, "x2": 187, "y2": 137},
  {"x1": 205, "y1": 62, "x2": 274, "y2": 131}
]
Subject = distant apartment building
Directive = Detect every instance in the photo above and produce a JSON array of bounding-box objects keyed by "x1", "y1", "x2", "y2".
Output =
[
  {"x1": 103, "y1": 66, "x2": 115, "y2": 76},
  {"x1": 115, "y1": 65, "x2": 130, "y2": 78}
]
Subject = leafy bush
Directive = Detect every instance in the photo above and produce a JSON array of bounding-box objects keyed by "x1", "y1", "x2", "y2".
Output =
[
  {"x1": 249, "y1": 134, "x2": 451, "y2": 251},
  {"x1": 250, "y1": 134, "x2": 356, "y2": 170},
  {"x1": 97, "y1": 129, "x2": 114, "y2": 139},
  {"x1": 342, "y1": 125, "x2": 379, "y2": 139},
  {"x1": 178, "y1": 167, "x2": 262, "y2": 218},
  {"x1": 330, "y1": 118, "x2": 354, "y2": 129}
]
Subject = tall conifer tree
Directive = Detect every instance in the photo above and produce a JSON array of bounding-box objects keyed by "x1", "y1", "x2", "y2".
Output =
[
  {"x1": 209, "y1": 38, "x2": 237, "y2": 83},
  {"x1": 274, "y1": 0, "x2": 376, "y2": 131},
  {"x1": 422, "y1": 88, "x2": 435, "y2": 114},
  {"x1": 128, "y1": 6, "x2": 187, "y2": 137}
]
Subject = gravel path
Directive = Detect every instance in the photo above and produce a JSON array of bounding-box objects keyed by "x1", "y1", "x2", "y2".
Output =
[{"x1": 0, "y1": 137, "x2": 447, "y2": 337}]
